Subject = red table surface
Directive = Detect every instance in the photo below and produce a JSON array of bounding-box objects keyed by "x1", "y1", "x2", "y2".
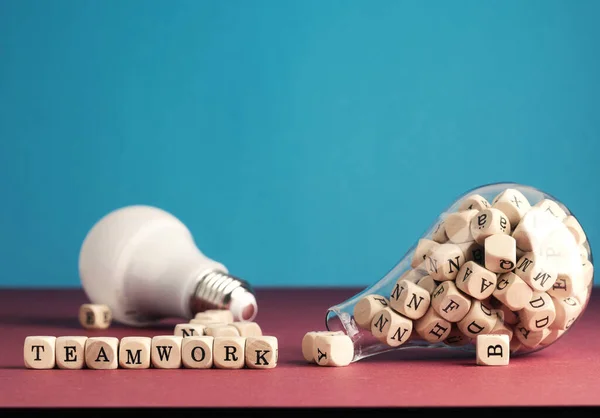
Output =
[{"x1": 0, "y1": 287, "x2": 599, "y2": 408}]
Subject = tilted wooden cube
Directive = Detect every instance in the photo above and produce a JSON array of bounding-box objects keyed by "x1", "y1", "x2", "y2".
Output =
[
  {"x1": 353, "y1": 294, "x2": 389, "y2": 329},
  {"x1": 493, "y1": 272, "x2": 533, "y2": 311},
  {"x1": 444, "y1": 209, "x2": 479, "y2": 244},
  {"x1": 457, "y1": 300, "x2": 497, "y2": 338},
  {"x1": 458, "y1": 194, "x2": 491, "y2": 212},
  {"x1": 484, "y1": 234, "x2": 517, "y2": 274},
  {"x1": 370, "y1": 307, "x2": 413, "y2": 347},
  {"x1": 313, "y1": 334, "x2": 354, "y2": 367},
  {"x1": 389, "y1": 278, "x2": 430, "y2": 320},
  {"x1": 470, "y1": 208, "x2": 511, "y2": 245},
  {"x1": 301, "y1": 331, "x2": 345, "y2": 363},
  {"x1": 455, "y1": 261, "x2": 497, "y2": 300},
  {"x1": 425, "y1": 243, "x2": 465, "y2": 281},
  {"x1": 491, "y1": 188, "x2": 531, "y2": 227},
  {"x1": 517, "y1": 292, "x2": 556, "y2": 331},
  {"x1": 414, "y1": 306, "x2": 451, "y2": 343},
  {"x1": 431, "y1": 281, "x2": 472, "y2": 323}
]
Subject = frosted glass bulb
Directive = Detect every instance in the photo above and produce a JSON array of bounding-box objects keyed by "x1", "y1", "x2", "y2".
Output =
[
  {"x1": 325, "y1": 182, "x2": 593, "y2": 363},
  {"x1": 78, "y1": 205, "x2": 257, "y2": 327}
]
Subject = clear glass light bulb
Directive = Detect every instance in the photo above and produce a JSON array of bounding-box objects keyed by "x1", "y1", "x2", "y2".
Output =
[
  {"x1": 326, "y1": 182, "x2": 593, "y2": 362},
  {"x1": 78, "y1": 205, "x2": 257, "y2": 327}
]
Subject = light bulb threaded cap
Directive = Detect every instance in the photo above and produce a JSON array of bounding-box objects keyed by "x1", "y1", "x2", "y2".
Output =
[{"x1": 190, "y1": 270, "x2": 257, "y2": 322}]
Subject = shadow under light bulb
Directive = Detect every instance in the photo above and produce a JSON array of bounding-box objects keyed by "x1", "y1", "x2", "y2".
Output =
[
  {"x1": 78, "y1": 205, "x2": 257, "y2": 327},
  {"x1": 325, "y1": 182, "x2": 593, "y2": 363}
]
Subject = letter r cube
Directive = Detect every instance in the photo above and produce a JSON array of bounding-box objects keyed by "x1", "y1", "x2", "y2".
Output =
[{"x1": 476, "y1": 334, "x2": 510, "y2": 366}]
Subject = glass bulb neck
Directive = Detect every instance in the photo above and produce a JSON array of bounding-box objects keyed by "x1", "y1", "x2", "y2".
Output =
[{"x1": 190, "y1": 270, "x2": 258, "y2": 322}]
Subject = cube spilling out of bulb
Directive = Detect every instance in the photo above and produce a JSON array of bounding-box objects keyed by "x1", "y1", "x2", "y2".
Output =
[{"x1": 325, "y1": 183, "x2": 593, "y2": 363}]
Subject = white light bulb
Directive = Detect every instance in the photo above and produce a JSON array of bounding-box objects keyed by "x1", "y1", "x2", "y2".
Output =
[{"x1": 78, "y1": 205, "x2": 257, "y2": 327}]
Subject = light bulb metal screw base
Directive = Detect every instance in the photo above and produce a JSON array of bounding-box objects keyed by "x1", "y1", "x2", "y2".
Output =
[{"x1": 190, "y1": 270, "x2": 258, "y2": 322}]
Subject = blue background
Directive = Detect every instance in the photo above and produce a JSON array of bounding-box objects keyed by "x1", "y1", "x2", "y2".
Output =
[{"x1": 1, "y1": 0, "x2": 599, "y2": 288}]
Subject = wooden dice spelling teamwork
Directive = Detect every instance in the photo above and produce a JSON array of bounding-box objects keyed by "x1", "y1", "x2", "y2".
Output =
[
  {"x1": 26, "y1": 309, "x2": 277, "y2": 370},
  {"x1": 351, "y1": 188, "x2": 593, "y2": 366}
]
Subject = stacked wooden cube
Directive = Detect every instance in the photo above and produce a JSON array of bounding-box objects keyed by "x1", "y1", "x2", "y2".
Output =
[
  {"x1": 24, "y1": 307, "x2": 278, "y2": 370},
  {"x1": 352, "y1": 188, "x2": 593, "y2": 366}
]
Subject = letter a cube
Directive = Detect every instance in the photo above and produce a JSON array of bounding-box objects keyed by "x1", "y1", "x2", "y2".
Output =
[{"x1": 476, "y1": 334, "x2": 510, "y2": 366}]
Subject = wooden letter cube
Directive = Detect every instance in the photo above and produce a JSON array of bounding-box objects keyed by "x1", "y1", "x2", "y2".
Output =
[
  {"x1": 302, "y1": 331, "x2": 345, "y2": 363},
  {"x1": 417, "y1": 275, "x2": 439, "y2": 295},
  {"x1": 457, "y1": 241, "x2": 484, "y2": 265},
  {"x1": 431, "y1": 220, "x2": 449, "y2": 244},
  {"x1": 551, "y1": 296, "x2": 582, "y2": 330},
  {"x1": 56, "y1": 336, "x2": 87, "y2": 370},
  {"x1": 425, "y1": 243, "x2": 465, "y2": 281},
  {"x1": 533, "y1": 199, "x2": 567, "y2": 221},
  {"x1": 182, "y1": 336, "x2": 214, "y2": 369},
  {"x1": 214, "y1": 336, "x2": 246, "y2": 369},
  {"x1": 484, "y1": 234, "x2": 517, "y2": 273},
  {"x1": 205, "y1": 324, "x2": 240, "y2": 337},
  {"x1": 79, "y1": 304, "x2": 111, "y2": 330},
  {"x1": 514, "y1": 322, "x2": 550, "y2": 348},
  {"x1": 455, "y1": 261, "x2": 497, "y2": 300},
  {"x1": 245, "y1": 336, "x2": 278, "y2": 369},
  {"x1": 515, "y1": 252, "x2": 557, "y2": 292},
  {"x1": 470, "y1": 208, "x2": 511, "y2": 245},
  {"x1": 444, "y1": 325, "x2": 471, "y2": 346},
  {"x1": 151, "y1": 336, "x2": 183, "y2": 369},
  {"x1": 491, "y1": 188, "x2": 531, "y2": 227},
  {"x1": 411, "y1": 239, "x2": 440, "y2": 269},
  {"x1": 118, "y1": 337, "x2": 151, "y2": 369},
  {"x1": 353, "y1": 294, "x2": 389, "y2": 329},
  {"x1": 493, "y1": 272, "x2": 533, "y2": 311},
  {"x1": 231, "y1": 321, "x2": 263, "y2": 337},
  {"x1": 24, "y1": 336, "x2": 56, "y2": 369},
  {"x1": 547, "y1": 273, "x2": 580, "y2": 299},
  {"x1": 458, "y1": 193, "x2": 491, "y2": 212},
  {"x1": 370, "y1": 307, "x2": 413, "y2": 347},
  {"x1": 445, "y1": 209, "x2": 479, "y2": 244},
  {"x1": 431, "y1": 281, "x2": 472, "y2": 323},
  {"x1": 313, "y1": 334, "x2": 354, "y2": 367},
  {"x1": 85, "y1": 337, "x2": 118, "y2": 370},
  {"x1": 174, "y1": 323, "x2": 206, "y2": 338},
  {"x1": 389, "y1": 278, "x2": 430, "y2": 320},
  {"x1": 476, "y1": 334, "x2": 510, "y2": 366},
  {"x1": 457, "y1": 300, "x2": 497, "y2": 338},
  {"x1": 518, "y1": 292, "x2": 556, "y2": 331},
  {"x1": 414, "y1": 306, "x2": 451, "y2": 343}
]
